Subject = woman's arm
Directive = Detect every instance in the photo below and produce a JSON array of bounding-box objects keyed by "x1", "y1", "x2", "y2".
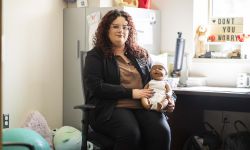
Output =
[{"x1": 84, "y1": 52, "x2": 132, "y2": 100}]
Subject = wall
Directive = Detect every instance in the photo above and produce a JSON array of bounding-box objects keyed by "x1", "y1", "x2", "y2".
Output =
[
  {"x1": 2, "y1": 0, "x2": 65, "y2": 129},
  {"x1": 152, "y1": 0, "x2": 250, "y2": 87},
  {"x1": 204, "y1": 110, "x2": 250, "y2": 139},
  {"x1": 152, "y1": 0, "x2": 194, "y2": 54}
]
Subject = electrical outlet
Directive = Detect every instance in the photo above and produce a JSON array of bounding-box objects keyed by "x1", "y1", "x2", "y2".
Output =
[
  {"x1": 3, "y1": 114, "x2": 10, "y2": 128},
  {"x1": 222, "y1": 112, "x2": 230, "y2": 124}
]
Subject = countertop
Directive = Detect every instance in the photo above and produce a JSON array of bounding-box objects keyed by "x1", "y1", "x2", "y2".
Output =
[{"x1": 173, "y1": 86, "x2": 250, "y2": 98}]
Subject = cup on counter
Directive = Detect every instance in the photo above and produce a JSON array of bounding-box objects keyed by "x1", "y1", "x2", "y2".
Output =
[{"x1": 167, "y1": 77, "x2": 179, "y2": 88}]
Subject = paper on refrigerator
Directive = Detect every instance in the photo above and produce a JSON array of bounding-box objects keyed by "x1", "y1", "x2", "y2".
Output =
[
  {"x1": 134, "y1": 12, "x2": 155, "y2": 46},
  {"x1": 87, "y1": 11, "x2": 101, "y2": 50}
]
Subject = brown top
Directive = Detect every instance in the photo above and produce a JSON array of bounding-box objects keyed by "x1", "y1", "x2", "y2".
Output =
[{"x1": 115, "y1": 54, "x2": 143, "y2": 109}]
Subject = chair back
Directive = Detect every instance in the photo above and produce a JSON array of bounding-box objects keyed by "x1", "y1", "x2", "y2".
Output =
[
  {"x1": 77, "y1": 50, "x2": 114, "y2": 150},
  {"x1": 80, "y1": 51, "x2": 87, "y2": 101},
  {"x1": 79, "y1": 50, "x2": 89, "y2": 150}
]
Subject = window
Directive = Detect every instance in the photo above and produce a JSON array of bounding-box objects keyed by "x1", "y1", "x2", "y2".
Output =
[
  {"x1": 211, "y1": 0, "x2": 250, "y2": 33},
  {"x1": 205, "y1": 0, "x2": 250, "y2": 59}
]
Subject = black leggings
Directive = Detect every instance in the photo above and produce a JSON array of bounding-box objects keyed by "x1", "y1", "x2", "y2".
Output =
[{"x1": 91, "y1": 108, "x2": 171, "y2": 150}]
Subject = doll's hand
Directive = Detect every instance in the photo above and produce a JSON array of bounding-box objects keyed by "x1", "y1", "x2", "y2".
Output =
[
  {"x1": 157, "y1": 100, "x2": 168, "y2": 112},
  {"x1": 141, "y1": 97, "x2": 153, "y2": 110},
  {"x1": 165, "y1": 98, "x2": 175, "y2": 113}
]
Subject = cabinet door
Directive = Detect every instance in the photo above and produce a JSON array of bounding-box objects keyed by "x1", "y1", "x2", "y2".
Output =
[{"x1": 63, "y1": 8, "x2": 86, "y2": 130}]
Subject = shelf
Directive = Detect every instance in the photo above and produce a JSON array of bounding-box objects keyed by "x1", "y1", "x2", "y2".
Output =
[
  {"x1": 204, "y1": 41, "x2": 247, "y2": 59},
  {"x1": 207, "y1": 41, "x2": 244, "y2": 45}
]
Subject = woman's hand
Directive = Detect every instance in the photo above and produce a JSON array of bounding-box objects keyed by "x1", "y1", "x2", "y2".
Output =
[{"x1": 132, "y1": 89, "x2": 154, "y2": 99}]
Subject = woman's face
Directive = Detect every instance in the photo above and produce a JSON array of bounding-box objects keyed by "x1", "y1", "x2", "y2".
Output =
[{"x1": 108, "y1": 16, "x2": 130, "y2": 48}]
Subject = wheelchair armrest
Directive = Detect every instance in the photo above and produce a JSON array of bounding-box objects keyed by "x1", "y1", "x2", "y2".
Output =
[{"x1": 74, "y1": 104, "x2": 96, "y2": 111}]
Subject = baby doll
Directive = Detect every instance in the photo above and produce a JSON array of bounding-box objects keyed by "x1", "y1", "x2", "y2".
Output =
[{"x1": 141, "y1": 62, "x2": 173, "y2": 112}]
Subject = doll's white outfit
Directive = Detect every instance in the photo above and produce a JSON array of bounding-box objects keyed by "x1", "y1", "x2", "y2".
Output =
[{"x1": 148, "y1": 79, "x2": 171, "y2": 110}]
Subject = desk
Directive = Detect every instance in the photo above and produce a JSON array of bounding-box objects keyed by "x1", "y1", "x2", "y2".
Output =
[{"x1": 170, "y1": 86, "x2": 250, "y2": 150}]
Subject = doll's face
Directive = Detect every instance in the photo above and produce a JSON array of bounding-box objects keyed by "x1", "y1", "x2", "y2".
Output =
[{"x1": 150, "y1": 65, "x2": 167, "y2": 81}]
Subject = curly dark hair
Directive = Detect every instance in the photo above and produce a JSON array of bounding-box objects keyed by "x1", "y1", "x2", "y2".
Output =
[{"x1": 93, "y1": 9, "x2": 148, "y2": 59}]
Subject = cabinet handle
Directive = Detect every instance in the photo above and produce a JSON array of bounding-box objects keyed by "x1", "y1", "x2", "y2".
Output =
[{"x1": 77, "y1": 40, "x2": 80, "y2": 59}]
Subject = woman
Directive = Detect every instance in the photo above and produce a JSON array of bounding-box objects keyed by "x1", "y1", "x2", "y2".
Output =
[{"x1": 84, "y1": 9, "x2": 175, "y2": 150}]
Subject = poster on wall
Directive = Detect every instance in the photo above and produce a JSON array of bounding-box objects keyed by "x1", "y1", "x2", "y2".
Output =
[
  {"x1": 208, "y1": 17, "x2": 243, "y2": 42},
  {"x1": 206, "y1": 17, "x2": 244, "y2": 59}
]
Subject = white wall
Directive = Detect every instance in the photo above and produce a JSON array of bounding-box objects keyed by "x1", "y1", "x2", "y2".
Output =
[
  {"x1": 2, "y1": 0, "x2": 65, "y2": 129},
  {"x1": 152, "y1": 0, "x2": 194, "y2": 54},
  {"x1": 204, "y1": 110, "x2": 250, "y2": 139}
]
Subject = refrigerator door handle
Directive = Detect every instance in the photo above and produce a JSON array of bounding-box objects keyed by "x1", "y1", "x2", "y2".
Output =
[{"x1": 77, "y1": 40, "x2": 80, "y2": 59}]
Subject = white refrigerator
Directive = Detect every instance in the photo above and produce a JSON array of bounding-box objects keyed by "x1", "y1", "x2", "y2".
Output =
[{"x1": 63, "y1": 7, "x2": 161, "y2": 129}]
